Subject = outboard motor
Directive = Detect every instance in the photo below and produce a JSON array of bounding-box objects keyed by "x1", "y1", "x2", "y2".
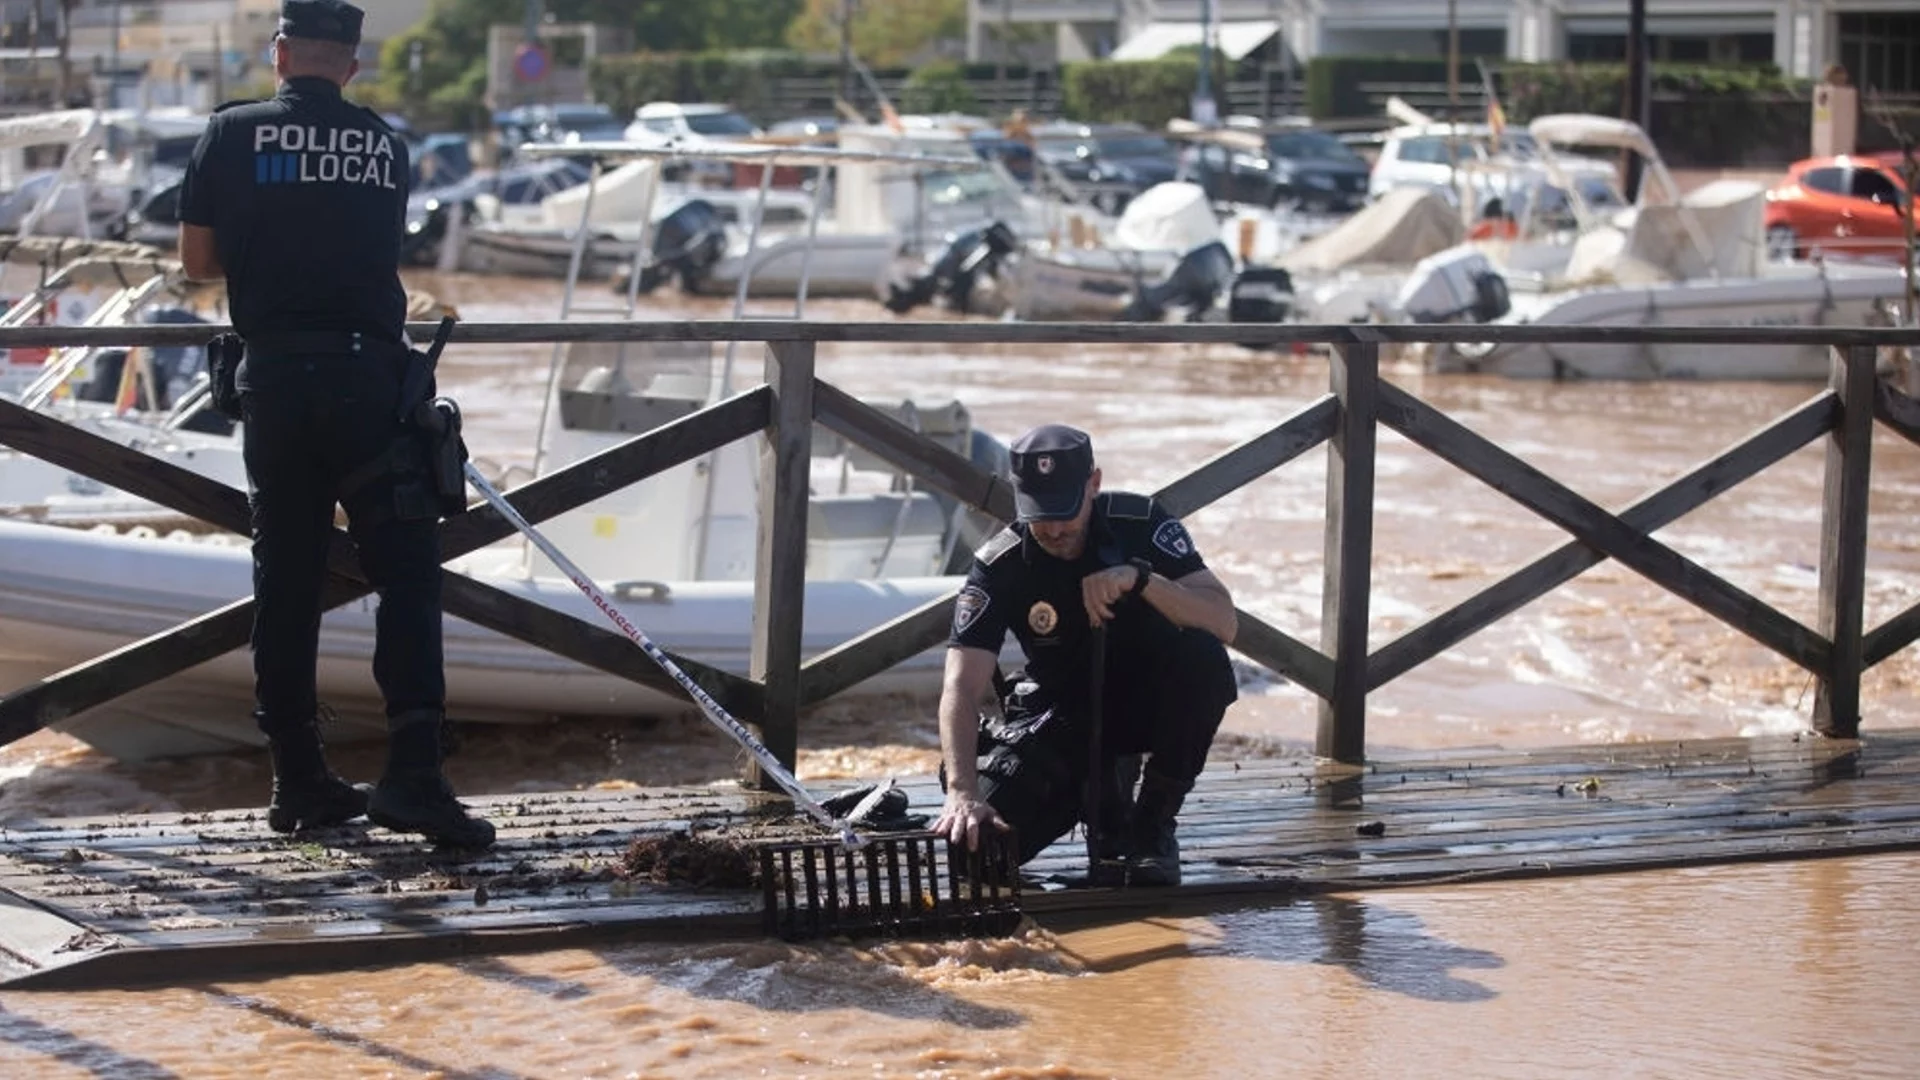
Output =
[
  {"x1": 1123, "y1": 240, "x2": 1236, "y2": 322},
  {"x1": 883, "y1": 221, "x2": 1018, "y2": 315},
  {"x1": 630, "y1": 199, "x2": 728, "y2": 294},
  {"x1": 1227, "y1": 266, "x2": 1295, "y2": 324},
  {"x1": 1393, "y1": 248, "x2": 1513, "y2": 324}
]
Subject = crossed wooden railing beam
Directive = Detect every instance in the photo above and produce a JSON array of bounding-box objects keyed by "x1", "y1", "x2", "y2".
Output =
[{"x1": 0, "y1": 323, "x2": 1917, "y2": 778}]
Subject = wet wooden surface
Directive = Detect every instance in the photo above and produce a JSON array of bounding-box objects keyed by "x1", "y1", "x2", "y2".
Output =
[{"x1": 3, "y1": 729, "x2": 1917, "y2": 990}]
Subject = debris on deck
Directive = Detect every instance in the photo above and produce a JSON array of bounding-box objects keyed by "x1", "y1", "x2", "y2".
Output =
[{"x1": 2, "y1": 732, "x2": 1917, "y2": 989}]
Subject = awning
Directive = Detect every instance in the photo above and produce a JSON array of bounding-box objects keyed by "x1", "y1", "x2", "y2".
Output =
[{"x1": 1110, "y1": 20, "x2": 1280, "y2": 63}]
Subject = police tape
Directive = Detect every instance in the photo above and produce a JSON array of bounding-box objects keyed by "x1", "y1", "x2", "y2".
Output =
[{"x1": 461, "y1": 462, "x2": 886, "y2": 849}]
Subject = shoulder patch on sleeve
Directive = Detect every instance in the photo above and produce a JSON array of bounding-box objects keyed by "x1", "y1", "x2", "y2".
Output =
[
  {"x1": 952, "y1": 584, "x2": 991, "y2": 636},
  {"x1": 974, "y1": 528, "x2": 1020, "y2": 565},
  {"x1": 1103, "y1": 491, "x2": 1154, "y2": 520},
  {"x1": 1152, "y1": 519, "x2": 1197, "y2": 559}
]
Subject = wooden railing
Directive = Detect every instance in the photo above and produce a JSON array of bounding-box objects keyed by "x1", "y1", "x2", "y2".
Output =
[{"x1": 1, "y1": 321, "x2": 1917, "y2": 783}]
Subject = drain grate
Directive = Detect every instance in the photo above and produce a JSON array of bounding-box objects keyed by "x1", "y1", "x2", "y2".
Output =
[{"x1": 758, "y1": 830, "x2": 1023, "y2": 941}]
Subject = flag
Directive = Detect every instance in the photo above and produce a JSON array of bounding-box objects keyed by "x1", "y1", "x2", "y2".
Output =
[
  {"x1": 113, "y1": 348, "x2": 148, "y2": 416},
  {"x1": 1488, "y1": 98, "x2": 1507, "y2": 142}
]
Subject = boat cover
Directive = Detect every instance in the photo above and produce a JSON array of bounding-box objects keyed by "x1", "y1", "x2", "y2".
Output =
[
  {"x1": 1112, "y1": 182, "x2": 1219, "y2": 253},
  {"x1": 1279, "y1": 186, "x2": 1463, "y2": 274}
]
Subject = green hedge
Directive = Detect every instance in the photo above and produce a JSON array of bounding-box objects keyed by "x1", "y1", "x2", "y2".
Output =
[
  {"x1": 1305, "y1": 55, "x2": 1453, "y2": 120},
  {"x1": 1499, "y1": 63, "x2": 1813, "y2": 168},
  {"x1": 1060, "y1": 57, "x2": 1199, "y2": 127},
  {"x1": 591, "y1": 50, "x2": 933, "y2": 121},
  {"x1": 901, "y1": 61, "x2": 980, "y2": 115}
]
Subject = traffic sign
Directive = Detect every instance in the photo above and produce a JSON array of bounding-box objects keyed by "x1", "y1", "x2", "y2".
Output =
[{"x1": 514, "y1": 43, "x2": 549, "y2": 83}]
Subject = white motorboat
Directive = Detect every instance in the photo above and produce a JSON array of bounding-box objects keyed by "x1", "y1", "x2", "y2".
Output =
[
  {"x1": 0, "y1": 256, "x2": 245, "y2": 526},
  {"x1": 0, "y1": 518, "x2": 976, "y2": 760},
  {"x1": 1378, "y1": 115, "x2": 1912, "y2": 380},
  {"x1": 0, "y1": 138, "x2": 1017, "y2": 761},
  {"x1": 1000, "y1": 182, "x2": 1231, "y2": 321}
]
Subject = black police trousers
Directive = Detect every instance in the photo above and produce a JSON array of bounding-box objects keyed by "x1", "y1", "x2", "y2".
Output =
[
  {"x1": 972, "y1": 624, "x2": 1233, "y2": 865},
  {"x1": 240, "y1": 350, "x2": 443, "y2": 737}
]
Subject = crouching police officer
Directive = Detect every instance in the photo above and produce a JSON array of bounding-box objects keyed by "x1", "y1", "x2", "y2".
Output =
[
  {"x1": 932, "y1": 424, "x2": 1239, "y2": 886},
  {"x1": 177, "y1": 0, "x2": 492, "y2": 848}
]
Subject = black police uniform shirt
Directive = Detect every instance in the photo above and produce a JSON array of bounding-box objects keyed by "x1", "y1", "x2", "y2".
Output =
[
  {"x1": 950, "y1": 491, "x2": 1211, "y2": 695},
  {"x1": 178, "y1": 77, "x2": 409, "y2": 342}
]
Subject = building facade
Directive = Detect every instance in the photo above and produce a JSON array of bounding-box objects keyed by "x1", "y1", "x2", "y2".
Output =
[{"x1": 967, "y1": 0, "x2": 1920, "y2": 95}]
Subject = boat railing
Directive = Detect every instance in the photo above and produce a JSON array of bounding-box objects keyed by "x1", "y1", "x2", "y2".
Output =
[{"x1": 0, "y1": 319, "x2": 1917, "y2": 789}]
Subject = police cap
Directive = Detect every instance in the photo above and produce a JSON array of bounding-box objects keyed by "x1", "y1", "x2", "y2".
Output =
[
  {"x1": 279, "y1": 0, "x2": 363, "y2": 46},
  {"x1": 1009, "y1": 424, "x2": 1095, "y2": 522}
]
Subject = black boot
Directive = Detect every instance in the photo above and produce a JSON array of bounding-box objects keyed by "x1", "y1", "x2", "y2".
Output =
[
  {"x1": 266, "y1": 722, "x2": 369, "y2": 834},
  {"x1": 1127, "y1": 769, "x2": 1190, "y2": 887},
  {"x1": 367, "y1": 712, "x2": 495, "y2": 849}
]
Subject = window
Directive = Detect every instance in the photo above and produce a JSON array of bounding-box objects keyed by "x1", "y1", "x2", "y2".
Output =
[
  {"x1": 1267, "y1": 130, "x2": 1357, "y2": 162},
  {"x1": 686, "y1": 112, "x2": 757, "y2": 137},
  {"x1": 1397, "y1": 137, "x2": 1449, "y2": 165},
  {"x1": 1839, "y1": 13, "x2": 1920, "y2": 93},
  {"x1": 1851, "y1": 167, "x2": 1905, "y2": 206},
  {"x1": 1801, "y1": 167, "x2": 1846, "y2": 195},
  {"x1": 1095, "y1": 136, "x2": 1172, "y2": 159}
]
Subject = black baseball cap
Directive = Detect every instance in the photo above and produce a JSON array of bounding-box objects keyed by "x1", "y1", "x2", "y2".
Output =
[
  {"x1": 280, "y1": 0, "x2": 363, "y2": 46},
  {"x1": 1009, "y1": 424, "x2": 1095, "y2": 522}
]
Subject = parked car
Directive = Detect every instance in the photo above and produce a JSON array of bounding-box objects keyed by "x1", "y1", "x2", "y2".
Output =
[
  {"x1": 409, "y1": 132, "x2": 474, "y2": 192},
  {"x1": 495, "y1": 103, "x2": 627, "y2": 161},
  {"x1": 1763, "y1": 154, "x2": 1912, "y2": 262},
  {"x1": 1368, "y1": 122, "x2": 1621, "y2": 210},
  {"x1": 624, "y1": 102, "x2": 761, "y2": 144},
  {"x1": 766, "y1": 116, "x2": 839, "y2": 141},
  {"x1": 1183, "y1": 124, "x2": 1370, "y2": 212},
  {"x1": 1031, "y1": 121, "x2": 1180, "y2": 213}
]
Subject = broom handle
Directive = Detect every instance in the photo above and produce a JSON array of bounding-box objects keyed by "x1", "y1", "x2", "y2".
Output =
[
  {"x1": 1084, "y1": 622, "x2": 1108, "y2": 870},
  {"x1": 462, "y1": 463, "x2": 861, "y2": 847}
]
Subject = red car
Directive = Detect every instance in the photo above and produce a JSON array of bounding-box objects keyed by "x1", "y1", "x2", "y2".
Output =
[{"x1": 1764, "y1": 155, "x2": 1913, "y2": 262}]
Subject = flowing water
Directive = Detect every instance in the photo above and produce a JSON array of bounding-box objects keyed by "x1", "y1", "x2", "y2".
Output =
[{"x1": 3, "y1": 272, "x2": 1918, "y2": 1075}]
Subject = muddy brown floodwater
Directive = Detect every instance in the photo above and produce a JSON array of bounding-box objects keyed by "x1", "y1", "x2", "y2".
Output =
[{"x1": 2, "y1": 271, "x2": 1917, "y2": 1077}]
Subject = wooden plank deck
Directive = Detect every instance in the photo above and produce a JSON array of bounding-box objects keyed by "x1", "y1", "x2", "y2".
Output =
[{"x1": 3, "y1": 730, "x2": 1918, "y2": 990}]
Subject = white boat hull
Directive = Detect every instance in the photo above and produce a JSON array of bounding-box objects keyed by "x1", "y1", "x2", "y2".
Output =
[
  {"x1": 1431, "y1": 264, "x2": 1910, "y2": 380},
  {"x1": 698, "y1": 232, "x2": 896, "y2": 299},
  {"x1": 1006, "y1": 248, "x2": 1175, "y2": 321},
  {"x1": 454, "y1": 226, "x2": 625, "y2": 279},
  {"x1": 0, "y1": 519, "x2": 963, "y2": 760}
]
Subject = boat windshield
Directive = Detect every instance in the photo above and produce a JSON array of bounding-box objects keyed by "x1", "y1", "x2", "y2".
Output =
[{"x1": 556, "y1": 338, "x2": 718, "y2": 435}]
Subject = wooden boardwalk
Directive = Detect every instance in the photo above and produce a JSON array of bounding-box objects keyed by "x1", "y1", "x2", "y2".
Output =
[{"x1": 3, "y1": 730, "x2": 1918, "y2": 990}]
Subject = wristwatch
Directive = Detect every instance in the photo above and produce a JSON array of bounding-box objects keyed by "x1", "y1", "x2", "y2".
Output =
[{"x1": 1127, "y1": 557, "x2": 1153, "y2": 599}]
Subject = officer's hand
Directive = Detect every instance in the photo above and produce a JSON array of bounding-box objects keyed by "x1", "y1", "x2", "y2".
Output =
[
  {"x1": 1082, "y1": 564, "x2": 1135, "y2": 627},
  {"x1": 933, "y1": 789, "x2": 1009, "y2": 851}
]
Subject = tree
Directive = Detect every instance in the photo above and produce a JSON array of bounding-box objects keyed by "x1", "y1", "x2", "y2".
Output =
[
  {"x1": 785, "y1": 0, "x2": 965, "y2": 69},
  {"x1": 377, "y1": 0, "x2": 804, "y2": 126}
]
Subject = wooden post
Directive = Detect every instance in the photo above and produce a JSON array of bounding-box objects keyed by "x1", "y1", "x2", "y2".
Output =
[
  {"x1": 1814, "y1": 344, "x2": 1876, "y2": 738},
  {"x1": 1318, "y1": 341, "x2": 1378, "y2": 764},
  {"x1": 749, "y1": 340, "x2": 815, "y2": 789}
]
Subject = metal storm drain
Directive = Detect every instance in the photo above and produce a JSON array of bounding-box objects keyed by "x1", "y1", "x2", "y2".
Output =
[{"x1": 759, "y1": 829, "x2": 1024, "y2": 941}]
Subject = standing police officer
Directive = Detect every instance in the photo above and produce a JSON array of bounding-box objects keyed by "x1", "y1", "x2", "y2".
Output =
[
  {"x1": 178, "y1": 0, "x2": 493, "y2": 848},
  {"x1": 932, "y1": 424, "x2": 1239, "y2": 886}
]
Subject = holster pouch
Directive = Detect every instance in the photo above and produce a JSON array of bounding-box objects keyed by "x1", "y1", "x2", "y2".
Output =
[
  {"x1": 206, "y1": 332, "x2": 245, "y2": 419},
  {"x1": 408, "y1": 394, "x2": 470, "y2": 517}
]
